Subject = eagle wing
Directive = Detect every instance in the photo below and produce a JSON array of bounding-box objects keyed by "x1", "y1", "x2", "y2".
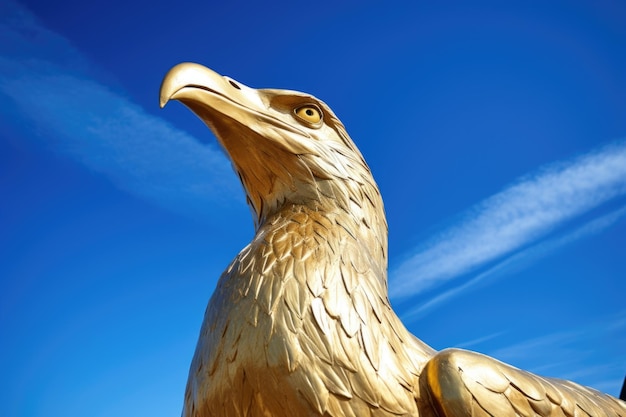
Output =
[{"x1": 421, "y1": 349, "x2": 626, "y2": 417}]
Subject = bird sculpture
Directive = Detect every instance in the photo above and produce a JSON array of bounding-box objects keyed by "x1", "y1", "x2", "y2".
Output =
[{"x1": 160, "y1": 63, "x2": 626, "y2": 417}]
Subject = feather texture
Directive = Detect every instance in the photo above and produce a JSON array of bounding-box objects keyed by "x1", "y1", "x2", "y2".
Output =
[
  {"x1": 422, "y1": 349, "x2": 626, "y2": 417},
  {"x1": 159, "y1": 63, "x2": 626, "y2": 417}
]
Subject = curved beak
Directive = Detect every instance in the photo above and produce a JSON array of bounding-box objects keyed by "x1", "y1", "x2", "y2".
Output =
[
  {"x1": 159, "y1": 62, "x2": 310, "y2": 155},
  {"x1": 160, "y1": 62, "x2": 262, "y2": 110}
]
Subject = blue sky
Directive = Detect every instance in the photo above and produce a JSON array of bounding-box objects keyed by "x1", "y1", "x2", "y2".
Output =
[{"x1": 1, "y1": 1, "x2": 625, "y2": 416}]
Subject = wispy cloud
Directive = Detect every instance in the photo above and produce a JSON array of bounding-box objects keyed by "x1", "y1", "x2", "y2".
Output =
[
  {"x1": 389, "y1": 140, "x2": 626, "y2": 299},
  {"x1": 483, "y1": 310, "x2": 626, "y2": 395},
  {"x1": 488, "y1": 331, "x2": 581, "y2": 364},
  {"x1": 453, "y1": 331, "x2": 506, "y2": 350},
  {"x1": 401, "y1": 204, "x2": 626, "y2": 319},
  {"x1": 0, "y1": 1, "x2": 241, "y2": 220}
]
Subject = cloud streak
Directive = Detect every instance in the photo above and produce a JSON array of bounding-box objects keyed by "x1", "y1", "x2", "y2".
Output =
[
  {"x1": 483, "y1": 310, "x2": 626, "y2": 394},
  {"x1": 401, "y1": 204, "x2": 626, "y2": 319},
  {"x1": 0, "y1": 1, "x2": 241, "y2": 220},
  {"x1": 389, "y1": 140, "x2": 626, "y2": 299}
]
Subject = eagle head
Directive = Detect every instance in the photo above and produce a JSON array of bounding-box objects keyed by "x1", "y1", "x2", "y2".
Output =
[{"x1": 160, "y1": 63, "x2": 384, "y2": 232}]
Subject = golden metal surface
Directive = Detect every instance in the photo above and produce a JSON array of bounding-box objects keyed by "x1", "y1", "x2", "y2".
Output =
[{"x1": 160, "y1": 63, "x2": 626, "y2": 417}]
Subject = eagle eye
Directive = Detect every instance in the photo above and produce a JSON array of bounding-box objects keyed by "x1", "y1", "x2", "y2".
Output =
[{"x1": 294, "y1": 105, "x2": 322, "y2": 126}]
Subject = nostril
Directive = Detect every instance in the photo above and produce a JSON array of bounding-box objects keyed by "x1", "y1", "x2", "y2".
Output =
[{"x1": 228, "y1": 80, "x2": 241, "y2": 90}]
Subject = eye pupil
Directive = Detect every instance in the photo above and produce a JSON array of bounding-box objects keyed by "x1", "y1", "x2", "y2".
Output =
[{"x1": 295, "y1": 105, "x2": 322, "y2": 125}]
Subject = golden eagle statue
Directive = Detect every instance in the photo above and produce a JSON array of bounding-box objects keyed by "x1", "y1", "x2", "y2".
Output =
[{"x1": 160, "y1": 63, "x2": 626, "y2": 417}]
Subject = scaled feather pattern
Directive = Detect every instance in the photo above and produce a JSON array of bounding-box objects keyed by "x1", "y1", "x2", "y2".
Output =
[{"x1": 160, "y1": 63, "x2": 626, "y2": 417}]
